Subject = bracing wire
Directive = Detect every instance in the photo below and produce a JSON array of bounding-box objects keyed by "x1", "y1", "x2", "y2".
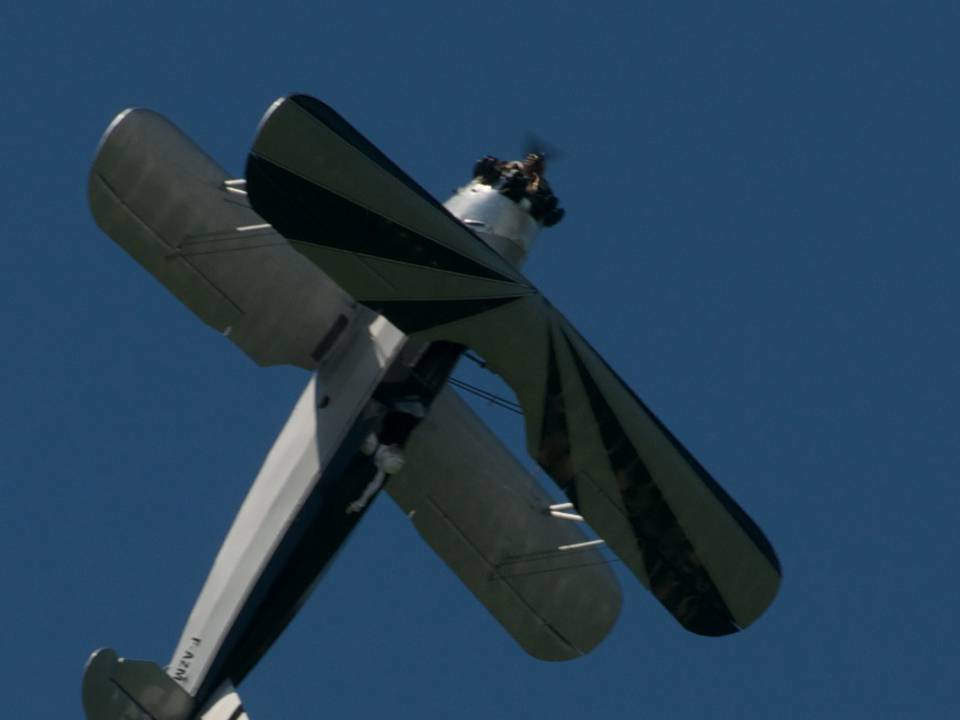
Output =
[
  {"x1": 454, "y1": 351, "x2": 523, "y2": 413},
  {"x1": 448, "y1": 377, "x2": 522, "y2": 414},
  {"x1": 463, "y1": 351, "x2": 488, "y2": 368}
]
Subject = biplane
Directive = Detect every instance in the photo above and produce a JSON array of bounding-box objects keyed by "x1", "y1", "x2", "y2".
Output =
[{"x1": 81, "y1": 95, "x2": 781, "y2": 720}]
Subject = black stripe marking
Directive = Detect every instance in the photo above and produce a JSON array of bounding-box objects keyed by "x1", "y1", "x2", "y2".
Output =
[
  {"x1": 246, "y1": 154, "x2": 516, "y2": 284},
  {"x1": 536, "y1": 331, "x2": 577, "y2": 498},
  {"x1": 562, "y1": 330, "x2": 739, "y2": 636},
  {"x1": 562, "y1": 323, "x2": 781, "y2": 576},
  {"x1": 289, "y1": 95, "x2": 456, "y2": 220}
]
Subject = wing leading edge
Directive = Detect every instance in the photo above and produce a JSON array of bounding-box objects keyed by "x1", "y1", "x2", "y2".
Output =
[{"x1": 246, "y1": 94, "x2": 782, "y2": 635}]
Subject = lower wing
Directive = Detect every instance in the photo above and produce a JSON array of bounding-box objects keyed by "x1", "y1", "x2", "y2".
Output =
[{"x1": 390, "y1": 384, "x2": 622, "y2": 659}]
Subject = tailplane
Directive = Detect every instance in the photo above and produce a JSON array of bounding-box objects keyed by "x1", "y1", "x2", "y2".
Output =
[{"x1": 82, "y1": 649, "x2": 249, "y2": 720}]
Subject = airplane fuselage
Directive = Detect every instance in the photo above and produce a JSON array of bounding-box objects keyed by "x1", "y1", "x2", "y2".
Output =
[{"x1": 168, "y1": 176, "x2": 547, "y2": 705}]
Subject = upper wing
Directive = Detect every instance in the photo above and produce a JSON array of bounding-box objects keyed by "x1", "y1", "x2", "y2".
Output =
[
  {"x1": 89, "y1": 107, "x2": 359, "y2": 370},
  {"x1": 389, "y1": 385, "x2": 621, "y2": 660},
  {"x1": 247, "y1": 95, "x2": 782, "y2": 635}
]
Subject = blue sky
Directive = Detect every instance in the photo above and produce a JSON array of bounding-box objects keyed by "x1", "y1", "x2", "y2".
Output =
[{"x1": 2, "y1": 2, "x2": 958, "y2": 717}]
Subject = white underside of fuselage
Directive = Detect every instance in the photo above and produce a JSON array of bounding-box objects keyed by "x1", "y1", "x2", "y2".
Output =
[{"x1": 166, "y1": 185, "x2": 541, "y2": 701}]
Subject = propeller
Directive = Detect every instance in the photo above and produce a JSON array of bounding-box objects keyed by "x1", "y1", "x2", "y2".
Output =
[
  {"x1": 518, "y1": 132, "x2": 567, "y2": 227},
  {"x1": 522, "y1": 131, "x2": 564, "y2": 170}
]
